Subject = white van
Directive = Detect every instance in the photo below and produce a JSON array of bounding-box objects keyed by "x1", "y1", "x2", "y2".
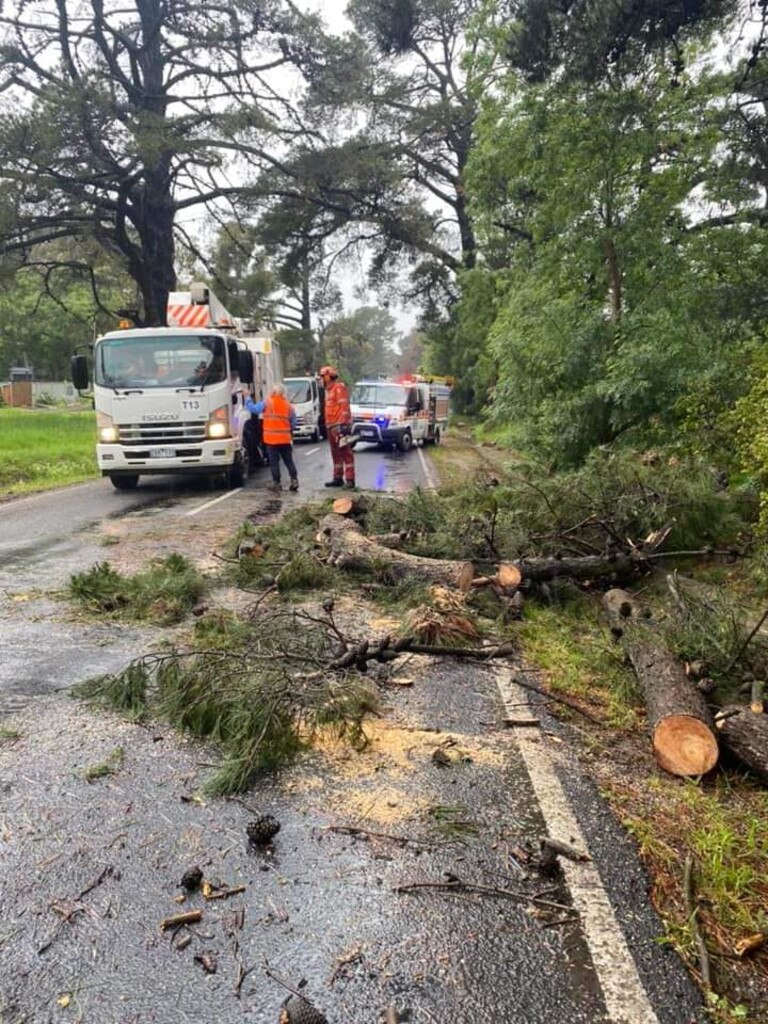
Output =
[{"x1": 284, "y1": 376, "x2": 323, "y2": 441}]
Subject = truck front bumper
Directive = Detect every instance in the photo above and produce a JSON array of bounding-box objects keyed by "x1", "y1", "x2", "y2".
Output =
[
  {"x1": 351, "y1": 423, "x2": 405, "y2": 444},
  {"x1": 97, "y1": 438, "x2": 237, "y2": 476}
]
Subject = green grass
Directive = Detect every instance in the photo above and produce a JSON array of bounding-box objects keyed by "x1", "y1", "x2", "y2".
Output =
[
  {"x1": 610, "y1": 775, "x2": 768, "y2": 1020},
  {"x1": 517, "y1": 597, "x2": 640, "y2": 728},
  {"x1": 0, "y1": 408, "x2": 97, "y2": 496},
  {"x1": 0, "y1": 727, "x2": 21, "y2": 744}
]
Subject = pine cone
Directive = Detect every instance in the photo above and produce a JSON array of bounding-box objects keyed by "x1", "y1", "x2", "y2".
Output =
[
  {"x1": 280, "y1": 994, "x2": 328, "y2": 1024},
  {"x1": 247, "y1": 814, "x2": 281, "y2": 846},
  {"x1": 180, "y1": 866, "x2": 203, "y2": 891}
]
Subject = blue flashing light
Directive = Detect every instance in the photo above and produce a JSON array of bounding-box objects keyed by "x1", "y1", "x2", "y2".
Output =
[{"x1": 375, "y1": 416, "x2": 389, "y2": 426}]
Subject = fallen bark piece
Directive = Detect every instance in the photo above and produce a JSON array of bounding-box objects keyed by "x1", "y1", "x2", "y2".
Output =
[
  {"x1": 604, "y1": 589, "x2": 719, "y2": 777},
  {"x1": 503, "y1": 717, "x2": 541, "y2": 728},
  {"x1": 734, "y1": 933, "x2": 766, "y2": 958},
  {"x1": 540, "y1": 836, "x2": 591, "y2": 864},
  {"x1": 160, "y1": 909, "x2": 203, "y2": 932},
  {"x1": 194, "y1": 951, "x2": 218, "y2": 974},
  {"x1": 715, "y1": 706, "x2": 768, "y2": 785},
  {"x1": 202, "y1": 883, "x2": 247, "y2": 901}
]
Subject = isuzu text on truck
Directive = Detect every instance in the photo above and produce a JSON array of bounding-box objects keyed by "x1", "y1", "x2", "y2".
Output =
[{"x1": 71, "y1": 284, "x2": 282, "y2": 490}]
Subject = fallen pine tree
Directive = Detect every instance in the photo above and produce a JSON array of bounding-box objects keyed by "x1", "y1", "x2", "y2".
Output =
[
  {"x1": 318, "y1": 513, "x2": 641, "y2": 593},
  {"x1": 603, "y1": 588, "x2": 719, "y2": 778}
]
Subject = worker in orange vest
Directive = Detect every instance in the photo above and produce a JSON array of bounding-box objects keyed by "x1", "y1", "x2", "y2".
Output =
[
  {"x1": 244, "y1": 383, "x2": 299, "y2": 492},
  {"x1": 319, "y1": 366, "x2": 355, "y2": 489}
]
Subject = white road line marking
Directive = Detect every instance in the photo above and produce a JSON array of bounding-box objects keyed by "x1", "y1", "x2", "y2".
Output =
[
  {"x1": 416, "y1": 445, "x2": 438, "y2": 491},
  {"x1": 495, "y1": 666, "x2": 660, "y2": 1024},
  {"x1": 184, "y1": 488, "x2": 243, "y2": 517},
  {"x1": 304, "y1": 447, "x2": 320, "y2": 456}
]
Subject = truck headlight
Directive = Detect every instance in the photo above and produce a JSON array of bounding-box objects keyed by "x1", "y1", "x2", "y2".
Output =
[
  {"x1": 97, "y1": 411, "x2": 118, "y2": 443},
  {"x1": 206, "y1": 405, "x2": 230, "y2": 439}
]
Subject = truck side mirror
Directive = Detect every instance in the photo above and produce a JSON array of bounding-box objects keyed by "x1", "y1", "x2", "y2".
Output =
[
  {"x1": 238, "y1": 350, "x2": 254, "y2": 385},
  {"x1": 71, "y1": 354, "x2": 89, "y2": 391}
]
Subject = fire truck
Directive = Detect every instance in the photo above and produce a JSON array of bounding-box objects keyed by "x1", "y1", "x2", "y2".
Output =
[
  {"x1": 349, "y1": 375, "x2": 452, "y2": 451},
  {"x1": 71, "y1": 284, "x2": 282, "y2": 490}
]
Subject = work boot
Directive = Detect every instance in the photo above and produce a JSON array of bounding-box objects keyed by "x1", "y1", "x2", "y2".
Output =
[
  {"x1": 289, "y1": 478, "x2": 299, "y2": 492},
  {"x1": 324, "y1": 479, "x2": 344, "y2": 487},
  {"x1": 266, "y1": 481, "x2": 282, "y2": 493}
]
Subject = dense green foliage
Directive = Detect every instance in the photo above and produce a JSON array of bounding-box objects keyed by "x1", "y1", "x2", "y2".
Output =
[{"x1": 2, "y1": 0, "x2": 767, "y2": 474}]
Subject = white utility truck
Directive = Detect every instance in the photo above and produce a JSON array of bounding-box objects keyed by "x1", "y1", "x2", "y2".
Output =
[
  {"x1": 349, "y1": 376, "x2": 451, "y2": 452},
  {"x1": 283, "y1": 375, "x2": 324, "y2": 442},
  {"x1": 71, "y1": 284, "x2": 281, "y2": 490}
]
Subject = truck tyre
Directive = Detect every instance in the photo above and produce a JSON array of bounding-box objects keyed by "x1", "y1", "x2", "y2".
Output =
[
  {"x1": 228, "y1": 448, "x2": 249, "y2": 488},
  {"x1": 310, "y1": 428, "x2": 319, "y2": 443},
  {"x1": 432, "y1": 427, "x2": 441, "y2": 445},
  {"x1": 397, "y1": 430, "x2": 413, "y2": 453},
  {"x1": 110, "y1": 474, "x2": 139, "y2": 491}
]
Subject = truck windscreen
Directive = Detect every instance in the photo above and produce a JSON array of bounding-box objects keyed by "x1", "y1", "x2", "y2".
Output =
[
  {"x1": 284, "y1": 379, "x2": 312, "y2": 404},
  {"x1": 351, "y1": 384, "x2": 408, "y2": 406},
  {"x1": 95, "y1": 335, "x2": 227, "y2": 389}
]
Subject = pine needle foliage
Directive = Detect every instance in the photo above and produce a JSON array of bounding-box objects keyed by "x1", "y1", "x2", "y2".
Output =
[
  {"x1": 69, "y1": 554, "x2": 205, "y2": 624},
  {"x1": 361, "y1": 451, "x2": 753, "y2": 563},
  {"x1": 73, "y1": 662, "x2": 150, "y2": 720},
  {"x1": 73, "y1": 607, "x2": 379, "y2": 794}
]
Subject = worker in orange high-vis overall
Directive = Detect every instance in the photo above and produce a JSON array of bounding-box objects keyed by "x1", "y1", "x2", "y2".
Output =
[
  {"x1": 319, "y1": 366, "x2": 355, "y2": 489},
  {"x1": 244, "y1": 383, "x2": 299, "y2": 493}
]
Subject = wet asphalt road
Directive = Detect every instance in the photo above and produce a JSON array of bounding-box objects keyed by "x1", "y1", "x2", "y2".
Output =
[
  {"x1": 0, "y1": 439, "x2": 426, "y2": 718},
  {"x1": 0, "y1": 442, "x2": 704, "y2": 1023},
  {"x1": 0, "y1": 436, "x2": 425, "y2": 560}
]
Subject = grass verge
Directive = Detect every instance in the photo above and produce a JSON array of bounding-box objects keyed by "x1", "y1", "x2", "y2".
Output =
[{"x1": 0, "y1": 408, "x2": 97, "y2": 497}]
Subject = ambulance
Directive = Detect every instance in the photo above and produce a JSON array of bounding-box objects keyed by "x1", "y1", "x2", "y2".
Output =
[{"x1": 349, "y1": 376, "x2": 452, "y2": 451}]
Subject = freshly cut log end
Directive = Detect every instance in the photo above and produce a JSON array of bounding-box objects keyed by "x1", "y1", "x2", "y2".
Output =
[
  {"x1": 497, "y1": 563, "x2": 522, "y2": 589},
  {"x1": 458, "y1": 562, "x2": 475, "y2": 593},
  {"x1": 332, "y1": 497, "x2": 355, "y2": 516},
  {"x1": 653, "y1": 716, "x2": 719, "y2": 777}
]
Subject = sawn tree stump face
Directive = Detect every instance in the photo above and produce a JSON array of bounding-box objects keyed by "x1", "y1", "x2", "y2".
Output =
[{"x1": 653, "y1": 716, "x2": 720, "y2": 776}]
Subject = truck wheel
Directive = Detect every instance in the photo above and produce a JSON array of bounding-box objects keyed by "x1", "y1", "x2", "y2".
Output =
[
  {"x1": 110, "y1": 474, "x2": 139, "y2": 491},
  {"x1": 228, "y1": 449, "x2": 249, "y2": 488},
  {"x1": 397, "y1": 430, "x2": 413, "y2": 453},
  {"x1": 310, "y1": 428, "x2": 319, "y2": 443},
  {"x1": 433, "y1": 427, "x2": 441, "y2": 445}
]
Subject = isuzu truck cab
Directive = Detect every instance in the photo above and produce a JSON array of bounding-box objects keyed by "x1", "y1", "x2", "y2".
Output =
[{"x1": 71, "y1": 284, "x2": 271, "y2": 490}]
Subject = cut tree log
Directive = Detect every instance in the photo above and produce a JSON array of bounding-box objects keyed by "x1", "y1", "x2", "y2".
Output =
[
  {"x1": 320, "y1": 514, "x2": 641, "y2": 593},
  {"x1": 604, "y1": 589, "x2": 719, "y2": 777},
  {"x1": 715, "y1": 706, "x2": 768, "y2": 785},
  {"x1": 332, "y1": 497, "x2": 356, "y2": 516},
  {"x1": 319, "y1": 514, "x2": 475, "y2": 591}
]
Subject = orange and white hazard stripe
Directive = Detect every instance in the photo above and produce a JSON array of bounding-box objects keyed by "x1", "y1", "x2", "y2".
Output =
[{"x1": 167, "y1": 304, "x2": 211, "y2": 328}]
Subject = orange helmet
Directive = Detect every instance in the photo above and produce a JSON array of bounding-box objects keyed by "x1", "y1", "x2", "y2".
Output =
[{"x1": 319, "y1": 365, "x2": 338, "y2": 378}]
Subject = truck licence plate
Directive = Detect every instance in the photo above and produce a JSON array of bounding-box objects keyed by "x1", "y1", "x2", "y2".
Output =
[
  {"x1": 149, "y1": 446, "x2": 175, "y2": 459},
  {"x1": 361, "y1": 428, "x2": 376, "y2": 437}
]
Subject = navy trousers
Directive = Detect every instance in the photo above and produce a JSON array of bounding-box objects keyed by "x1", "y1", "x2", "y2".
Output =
[{"x1": 267, "y1": 443, "x2": 298, "y2": 482}]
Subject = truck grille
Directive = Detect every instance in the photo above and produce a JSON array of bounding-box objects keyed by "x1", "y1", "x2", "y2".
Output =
[{"x1": 118, "y1": 421, "x2": 207, "y2": 446}]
